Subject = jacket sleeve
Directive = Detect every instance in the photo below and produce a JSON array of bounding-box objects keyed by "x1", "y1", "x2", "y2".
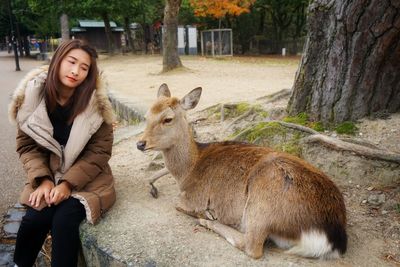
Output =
[
  {"x1": 16, "y1": 128, "x2": 53, "y2": 188},
  {"x1": 61, "y1": 122, "x2": 113, "y2": 191}
]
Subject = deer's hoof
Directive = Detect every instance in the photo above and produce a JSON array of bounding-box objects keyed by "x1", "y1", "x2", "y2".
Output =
[
  {"x1": 198, "y1": 218, "x2": 210, "y2": 228},
  {"x1": 150, "y1": 184, "x2": 158, "y2": 198}
]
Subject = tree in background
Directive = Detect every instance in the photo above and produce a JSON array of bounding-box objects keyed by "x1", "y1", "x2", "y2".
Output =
[
  {"x1": 190, "y1": 0, "x2": 255, "y2": 28},
  {"x1": 113, "y1": 0, "x2": 164, "y2": 53},
  {"x1": 28, "y1": 0, "x2": 75, "y2": 43},
  {"x1": 80, "y1": 0, "x2": 116, "y2": 54},
  {"x1": 288, "y1": 0, "x2": 400, "y2": 124},
  {"x1": 1, "y1": 0, "x2": 310, "y2": 56},
  {"x1": 163, "y1": 0, "x2": 182, "y2": 72},
  {"x1": 255, "y1": 0, "x2": 308, "y2": 53}
]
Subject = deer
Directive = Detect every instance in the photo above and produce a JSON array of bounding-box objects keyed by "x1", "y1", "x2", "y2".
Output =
[{"x1": 136, "y1": 84, "x2": 347, "y2": 260}]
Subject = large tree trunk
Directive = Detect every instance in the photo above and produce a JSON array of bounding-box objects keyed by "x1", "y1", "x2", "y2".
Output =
[
  {"x1": 102, "y1": 12, "x2": 115, "y2": 55},
  {"x1": 60, "y1": 13, "x2": 70, "y2": 42},
  {"x1": 288, "y1": 0, "x2": 400, "y2": 124},
  {"x1": 162, "y1": 0, "x2": 182, "y2": 72}
]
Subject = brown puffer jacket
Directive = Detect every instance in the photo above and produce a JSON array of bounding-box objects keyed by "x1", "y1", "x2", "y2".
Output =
[{"x1": 8, "y1": 66, "x2": 116, "y2": 224}]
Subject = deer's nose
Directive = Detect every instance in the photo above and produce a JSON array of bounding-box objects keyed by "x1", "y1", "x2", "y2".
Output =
[{"x1": 137, "y1": 140, "x2": 146, "y2": 151}]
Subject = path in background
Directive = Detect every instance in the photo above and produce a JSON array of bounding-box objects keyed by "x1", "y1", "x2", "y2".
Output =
[{"x1": 0, "y1": 51, "x2": 42, "y2": 220}]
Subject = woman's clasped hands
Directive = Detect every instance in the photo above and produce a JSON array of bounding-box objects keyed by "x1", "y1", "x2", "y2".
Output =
[{"x1": 29, "y1": 179, "x2": 72, "y2": 208}]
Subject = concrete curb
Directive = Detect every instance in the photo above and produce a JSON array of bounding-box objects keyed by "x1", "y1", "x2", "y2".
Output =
[{"x1": 108, "y1": 90, "x2": 145, "y2": 125}]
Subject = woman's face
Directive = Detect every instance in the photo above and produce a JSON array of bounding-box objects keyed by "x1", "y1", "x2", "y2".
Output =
[{"x1": 58, "y1": 48, "x2": 91, "y2": 90}]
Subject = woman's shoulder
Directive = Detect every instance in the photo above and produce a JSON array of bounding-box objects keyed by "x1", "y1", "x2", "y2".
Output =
[
  {"x1": 8, "y1": 65, "x2": 49, "y2": 124},
  {"x1": 93, "y1": 72, "x2": 115, "y2": 125}
]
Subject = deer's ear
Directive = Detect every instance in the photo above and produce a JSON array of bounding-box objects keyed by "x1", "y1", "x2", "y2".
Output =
[
  {"x1": 180, "y1": 87, "x2": 202, "y2": 110},
  {"x1": 158, "y1": 83, "x2": 171, "y2": 98}
]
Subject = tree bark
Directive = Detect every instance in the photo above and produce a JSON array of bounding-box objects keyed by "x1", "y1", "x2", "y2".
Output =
[
  {"x1": 124, "y1": 17, "x2": 134, "y2": 53},
  {"x1": 60, "y1": 13, "x2": 70, "y2": 42},
  {"x1": 288, "y1": 0, "x2": 400, "y2": 124},
  {"x1": 162, "y1": 0, "x2": 182, "y2": 72},
  {"x1": 14, "y1": 21, "x2": 24, "y2": 57},
  {"x1": 102, "y1": 12, "x2": 115, "y2": 55}
]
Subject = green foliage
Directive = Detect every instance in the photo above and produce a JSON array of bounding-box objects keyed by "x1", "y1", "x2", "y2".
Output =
[
  {"x1": 308, "y1": 121, "x2": 324, "y2": 132},
  {"x1": 280, "y1": 132, "x2": 302, "y2": 156},
  {"x1": 335, "y1": 121, "x2": 358, "y2": 135},
  {"x1": 396, "y1": 203, "x2": 400, "y2": 214},
  {"x1": 283, "y1": 113, "x2": 325, "y2": 132},
  {"x1": 236, "y1": 102, "x2": 251, "y2": 115},
  {"x1": 232, "y1": 121, "x2": 302, "y2": 156},
  {"x1": 283, "y1": 112, "x2": 308, "y2": 125},
  {"x1": 241, "y1": 121, "x2": 282, "y2": 142},
  {"x1": 209, "y1": 102, "x2": 268, "y2": 120}
]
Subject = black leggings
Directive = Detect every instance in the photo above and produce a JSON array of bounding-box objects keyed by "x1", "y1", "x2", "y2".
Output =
[{"x1": 14, "y1": 197, "x2": 86, "y2": 267}]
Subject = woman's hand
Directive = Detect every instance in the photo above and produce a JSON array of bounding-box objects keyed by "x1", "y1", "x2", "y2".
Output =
[
  {"x1": 29, "y1": 179, "x2": 54, "y2": 208},
  {"x1": 49, "y1": 181, "x2": 72, "y2": 205}
]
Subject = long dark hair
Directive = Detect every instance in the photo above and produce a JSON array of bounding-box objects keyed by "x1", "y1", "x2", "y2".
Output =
[{"x1": 45, "y1": 39, "x2": 98, "y2": 124}]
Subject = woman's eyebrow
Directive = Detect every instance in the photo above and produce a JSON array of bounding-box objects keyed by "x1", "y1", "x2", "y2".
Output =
[{"x1": 67, "y1": 56, "x2": 90, "y2": 68}]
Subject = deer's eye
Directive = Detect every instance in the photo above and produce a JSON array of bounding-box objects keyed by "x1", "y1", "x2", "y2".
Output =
[{"x1": 163, "y1": 118, "x2": 173, "y2": 124}]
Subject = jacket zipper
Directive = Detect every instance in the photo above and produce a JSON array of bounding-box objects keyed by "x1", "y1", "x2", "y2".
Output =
[{"x1": 60, "y1": 145, "x2": 65, "y2": 171}]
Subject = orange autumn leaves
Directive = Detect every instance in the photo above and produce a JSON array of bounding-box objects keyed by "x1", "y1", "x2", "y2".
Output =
[{"x1": 189, "y1": 0, "x2": 255, "y2": 19}]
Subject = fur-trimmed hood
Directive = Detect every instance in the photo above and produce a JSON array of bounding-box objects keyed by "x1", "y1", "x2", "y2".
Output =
[{"x1": 8, "y1": 65, "x2": 115, "y2": 125}]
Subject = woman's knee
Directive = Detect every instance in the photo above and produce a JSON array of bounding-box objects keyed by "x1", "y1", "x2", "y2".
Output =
[
  {"x1": 52, "y1": 198, "x2": 85, "y2": 229},
  {"x1": 20, "y1": 207, "x2": 53, "y2": 230}
]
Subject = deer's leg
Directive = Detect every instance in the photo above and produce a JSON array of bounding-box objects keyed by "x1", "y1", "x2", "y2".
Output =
[
  {"x1": 147, "y1": 167, "x2": 169, "y2": 198},
  {"x1": 148, "y1": 167, "x2": 169, "y2": 184},
  {"x1": 175, "y1": 192, "x2": 201, "y2": 218},
  {"x1": 243, "y1": 230, "x2": 268, "y2": 259},
  {"x1": 175, "y1": 204, "x2": 199, "y2": 218},
  {"x1": 198, "y1": 219, "x2": 245, "y2": 251}
]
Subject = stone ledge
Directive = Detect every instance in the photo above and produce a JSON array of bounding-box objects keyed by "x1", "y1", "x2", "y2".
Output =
[{"x1": 108, "y1": 91, "x2": 145, "y2": 125}]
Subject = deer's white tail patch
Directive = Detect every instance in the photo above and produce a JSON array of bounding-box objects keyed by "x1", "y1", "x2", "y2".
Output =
[{"x1": 286, "y1": 230, "x2": 339, "y2": 259}]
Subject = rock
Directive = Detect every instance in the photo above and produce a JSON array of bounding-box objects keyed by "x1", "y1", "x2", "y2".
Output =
[
  {"x1": 3, "y1": 221, "x2": 21, "y2": 239},
  {"x1": 0, "y1": 244, "x2": 15, "y2": 266},
  {"x1": 367, "y1": 193, "x2": 386, "y2": 206},
  {"x1": 382, "y1": 199, "x2": 398, "y2": 211},
  {"x1": 5, "y1": 208, "x2": 26, "y2": 222}
]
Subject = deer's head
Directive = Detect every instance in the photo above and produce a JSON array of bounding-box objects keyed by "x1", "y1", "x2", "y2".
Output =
[{"x1": 137, "y1": 84, "x2": 202, "y2": 151}]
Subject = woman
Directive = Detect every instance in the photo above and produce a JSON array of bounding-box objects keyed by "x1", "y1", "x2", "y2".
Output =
[{"x1": 8, "y1": 39, "x2": 116, "y2": 267}]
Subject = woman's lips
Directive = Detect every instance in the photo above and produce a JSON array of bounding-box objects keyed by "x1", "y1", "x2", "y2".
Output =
[{"x1": 66, "y1": 76, "x2": 77, "y2": 82}]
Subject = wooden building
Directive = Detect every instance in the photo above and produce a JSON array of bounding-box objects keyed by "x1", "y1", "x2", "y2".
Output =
[{"x1": 71, "y1": 20, "x2": 124, "y2": 52}]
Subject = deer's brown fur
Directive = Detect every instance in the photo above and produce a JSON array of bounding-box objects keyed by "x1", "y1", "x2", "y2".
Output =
[{"x1": 137, "y1": 84, "x2": 347, "y2": 259}]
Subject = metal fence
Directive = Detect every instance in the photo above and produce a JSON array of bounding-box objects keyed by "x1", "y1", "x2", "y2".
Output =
[{"x1": 201, "y1": 29, "x2": 233, "y2": 56}]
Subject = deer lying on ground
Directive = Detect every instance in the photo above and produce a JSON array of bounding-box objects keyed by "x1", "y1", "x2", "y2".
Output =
[{"x1": 136, "y1": 84, "x2": 347, "y2": 259}]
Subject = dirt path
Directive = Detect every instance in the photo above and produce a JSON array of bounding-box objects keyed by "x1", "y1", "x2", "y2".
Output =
[{"x1": 99, "y1": 55, "x2": 299, "y2": 114}]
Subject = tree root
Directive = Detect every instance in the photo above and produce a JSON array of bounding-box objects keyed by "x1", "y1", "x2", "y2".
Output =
[
  {"x1": 301, "y1": 134, "x2": 400, "y2": 164},
  {"x1": 229, "y1": 119, "x2": 400, "y2": 164},
  {"x1": 256, "y1": 89, "x2": 291, "y2": 103},
  {"x1": 266, "y1": 120, "x2": 319, "y2": 135}
]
